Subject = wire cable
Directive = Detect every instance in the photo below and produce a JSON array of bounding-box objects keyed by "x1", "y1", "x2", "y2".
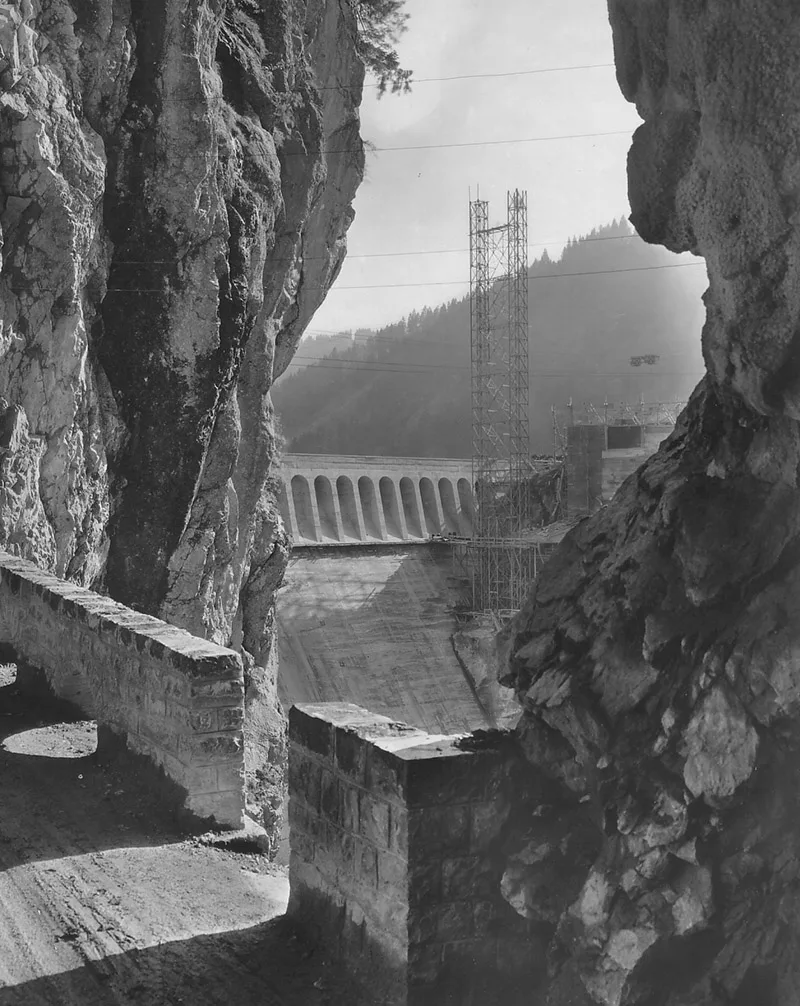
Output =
[
  {"x1": 345, "y1": 62, "x2": 617, "y2": 91},
  {"x1": 101, "y1": 259, "x2": 706, "y2": 295},
  {"x1": 285, "y1": 355, "x2": 704, "y2": 378},
  {"x1": 326, "y1": 260, "x2": 705, "y2": 291},
  {"x1": 110, "y1": 232, "x2": 643, "y2": 267},
  {"x1": 316, "y1": 129, "x2": 632, "y2": 156}
]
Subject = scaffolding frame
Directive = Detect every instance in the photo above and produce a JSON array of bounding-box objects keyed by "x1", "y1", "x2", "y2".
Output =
[
  {"x1": 557, "y1": 400, "x2": 687, "y2": 429},
  {"x1": 469, "y1": 190, "x2": 531, "y2": 614}
]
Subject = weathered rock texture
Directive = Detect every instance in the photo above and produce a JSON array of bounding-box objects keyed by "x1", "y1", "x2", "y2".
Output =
[
  {"x1": 0, "y1": 0, "x2": 364, "y2": 829},
  {"x1": 501, "y1": 4, "x2": 800, "y2": 1004}
]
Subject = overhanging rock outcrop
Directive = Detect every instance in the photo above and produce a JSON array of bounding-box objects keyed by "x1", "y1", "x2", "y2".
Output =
[
  {"x1": 0, "y1": 550, "x2": 245, "y2": 827},
  {"x1": 0, "y1": 0, "x2": 365, "y2": 833},
  {"x1": 500, "y1": 4, "x2": 800, "y2": 1005}
]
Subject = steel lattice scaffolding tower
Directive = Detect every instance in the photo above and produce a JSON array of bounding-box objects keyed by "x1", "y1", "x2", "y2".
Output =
[{"x1": 469, "y1": 190, "x2": 531, "y2": 616}]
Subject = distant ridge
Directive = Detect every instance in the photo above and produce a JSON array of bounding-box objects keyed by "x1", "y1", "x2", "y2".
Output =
[{"x1": 272, "y1": 220, "x2": 707, "y2": 457}]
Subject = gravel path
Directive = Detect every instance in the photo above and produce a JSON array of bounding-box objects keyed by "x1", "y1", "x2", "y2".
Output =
[{"x1": 0, "y1": 667, "x2": 346, "y2": 1006}]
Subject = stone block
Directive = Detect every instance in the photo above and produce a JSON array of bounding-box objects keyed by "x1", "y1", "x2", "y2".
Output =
[
  {"x1": 408, "y1": 943, "x2": 443, "y2": 987},
  {"x1": 408, "y1": 805, "x2": 469, "y2": 853},
  {"x1": 408, "y1": 905, "x2": 438, "y2": 945},
  {"x1": 436, "y1": 900, "x2": 474, "y2": 941},
  {"x1": 403, "y1": 749, "x2": 478, "y2": 807},
  {"x1": 315, "y1": 821, "x2": 345, "y2": 879},
  {"x1": 181, "y1": 763, "x2": 219, "y2": 794},
  {"x1": 338, "y1": 831, "x2": 357, "y2": 876},
  {"x1": 360, "y1": 794, "x2": 391, "y2": 848},
  {"x1": 217, "y1": 704, "x2": 244, "y2": 729},
  {"x1": 181, "y1": 731, "x2": 242, "y2": 760},
  {"x1": 288, "y1": 797, "x2": 317, "y2": 838},
  {"x1": 290, "y1": 858, "x2": 327, "y2": 900},
  {"x1": 400, "y1": 738, "x2": 508, "y2": 807},
  {"x1": 320, "y1": 768, "x2": 341, "y2": 822},
  {"x1": 341, "y1": 782, "x2": 360, "y2": 830},
  {"x1": 189, "y1": 677, "x2": 244, "y2": 699},
  {"x1": 389, "y1": 803, "x2": 407, "y2": 856},
  {"x1": 440, "y1": 939, "x2": 499, "y2": 1001},
  {"x1": 441, "y1": 856, "x2": 495, "y2": 901},
  {"x1": 408, "y1": 859, "x2": 443, "y2": 907},
  {"x1": 472, "y1": 899, "x2": 499, "y2": 934},
  {"x1": 354, "y1": 838, "x2": 376, "y2": 887},
  {"x1": 470, "y1": 798, "x2": 511, "y2": 851},
  {"x1": 289, "y1": 704, "x2": 335, "y2": 758},
  {"x1": 342, "y1": 899, "x2": 367, "y2": 954},
  {"x1": 367, "y1": 744, "x2": 404, "y2": 802},
  {"x1": 292, "y1": 828, "x2": 316, "y2": 864},
  {"x1": 335, "y1": 726, "x2": 368, "y2": 785},
  {"x1": 216, "y1": 761, "x2": 245, "y2": 792},
  {"x1": 189, "y1": 789, "x2": 244, "y2": 828},
  {"x1": 378, "y1": 849, "x2": 406, "y2": 889},
  {"x1": 288, "y1": 747, "x2": 323, "y2": 812},
  {"x1": 189, "y1": 708, "x2": 218, "y2": 733}
]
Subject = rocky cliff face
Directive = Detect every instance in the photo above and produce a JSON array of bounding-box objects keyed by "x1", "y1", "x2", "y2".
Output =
[
  {"x1": 0, "y1": 0, "x2": 363, "y2": 828},
  {"x1": 502, "y1": 4, "x2": 800, "y2": 1004}
]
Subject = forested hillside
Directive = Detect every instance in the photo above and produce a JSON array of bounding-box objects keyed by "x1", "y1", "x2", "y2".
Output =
[{"x1": 272, "y1": 220, "x2": 707, "y2": 456}]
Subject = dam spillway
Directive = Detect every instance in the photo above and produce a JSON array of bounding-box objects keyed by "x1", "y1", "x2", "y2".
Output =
[
  {"x1": 277, "y1": 454, "x2": 474, "y2": 545},
  {"x1": 276, "y1": 543, "x2": 497, "y2": 736}
]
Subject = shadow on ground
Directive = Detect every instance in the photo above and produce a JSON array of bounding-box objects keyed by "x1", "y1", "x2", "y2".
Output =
[
  {"x1": 0, "y1": 673, "x2": 187, "y2": 871},
  {"x1": 0, "y1": 665, "x2": 362, "y2": 1005},
  {"x1": 0, "y1": 916, "x2": 355, "y2": 1006}
]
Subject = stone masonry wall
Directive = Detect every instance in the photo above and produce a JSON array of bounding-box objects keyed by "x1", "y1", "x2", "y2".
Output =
[
  {"x1": 0, "y1": 550, "x2": 244, "y2": 828},
  {"x1": 287, "y1": 703, "x2": 538, "y2": 1006}
]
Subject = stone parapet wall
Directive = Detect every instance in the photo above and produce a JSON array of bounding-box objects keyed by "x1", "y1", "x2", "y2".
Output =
[
  {"x1": 0, "y1": 550, "x2": 245, "y2": 827},
  {"x1": 287, "y1": 703, "x2": 536, "y2": 1005}
]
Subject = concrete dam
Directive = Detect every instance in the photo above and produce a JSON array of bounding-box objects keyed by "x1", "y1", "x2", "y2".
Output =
[
  {"x1": 274, "y1": 433, "x2": 674, "y2": 736},
  {"x1": 275, "y1": 455, "x2": 501, "y2": 735},
  {"x1": 278, "y1": 453, "x2": 475, "y2": 545}
]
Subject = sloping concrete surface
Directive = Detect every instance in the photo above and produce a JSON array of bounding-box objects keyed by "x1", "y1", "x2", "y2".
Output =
[{"x1": 277, "y1": 545, "x2": 491, "y2": 734}]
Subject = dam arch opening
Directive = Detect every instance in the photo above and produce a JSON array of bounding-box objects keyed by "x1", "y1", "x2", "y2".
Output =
[
  {"x1": 358, "y1": 476, "x2": 382, "y2": 539},
  {"x1": 419, "y1": 478, "x2": 440, "y2": 534},
  {"x1": 336, "y1": 476, "x2": 361, "y2": 540},
  {"x1": 314, "y1": 476, "x2": 339, "y2": 541},
  {"x1": 379, "y1": 477, "x2": 403, "y2": 538},
  {"x1": 438, "y1": 478, "x2": 459, "y2": 534},
  {"x1": 291, "y1": 476, "x2": 317, "y2": 541},
  {"x1": 399, "y1": 477, "x2": 422, "y2": 538},
  {"x1": 457, "y1": 478, "x2": 474, "y2": 535}
]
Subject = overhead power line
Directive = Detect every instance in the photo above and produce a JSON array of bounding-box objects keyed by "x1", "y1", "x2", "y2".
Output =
[
  {"x1": 311, "y1": 129, "x2": 632, "y2": 156},
  {"x1": 400, "y1": 63, "x2": 615, "y2": 84},
  {"x1": 110, "y1": 232, "x2": 644, "y2": 268},
  {"x1": 301, "y1": 329, "x2": 700, "y2": 355},
  {"x1": 346, "y1": 62, "x2": 616, "y2": 91},
  {"x1": 329, "y1": 260, "x2": 705, "y2": 291},
  {"x1": 285, "y1": 355, "x2": 704, "y2": 378},
  {"x1": 338, "y1": 233, "x2": 638, "y2": 259},
  {"x1": 102, "y1": 259, "x2": 706, "y2": 296}
]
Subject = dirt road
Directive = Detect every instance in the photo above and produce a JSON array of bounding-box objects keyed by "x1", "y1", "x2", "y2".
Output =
[{"x1": 0, "y1": 667, "x2": 343, "y2": 1006}]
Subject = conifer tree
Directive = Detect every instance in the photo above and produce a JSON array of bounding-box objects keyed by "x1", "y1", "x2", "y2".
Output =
[{"x1": 352, "y1": 0, "x2": 412, "y2": 95}]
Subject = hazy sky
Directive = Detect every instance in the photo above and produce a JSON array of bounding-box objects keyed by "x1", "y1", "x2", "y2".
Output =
[{"x1": 309, "y1": 0, "x2": 645, "y2": 335}]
